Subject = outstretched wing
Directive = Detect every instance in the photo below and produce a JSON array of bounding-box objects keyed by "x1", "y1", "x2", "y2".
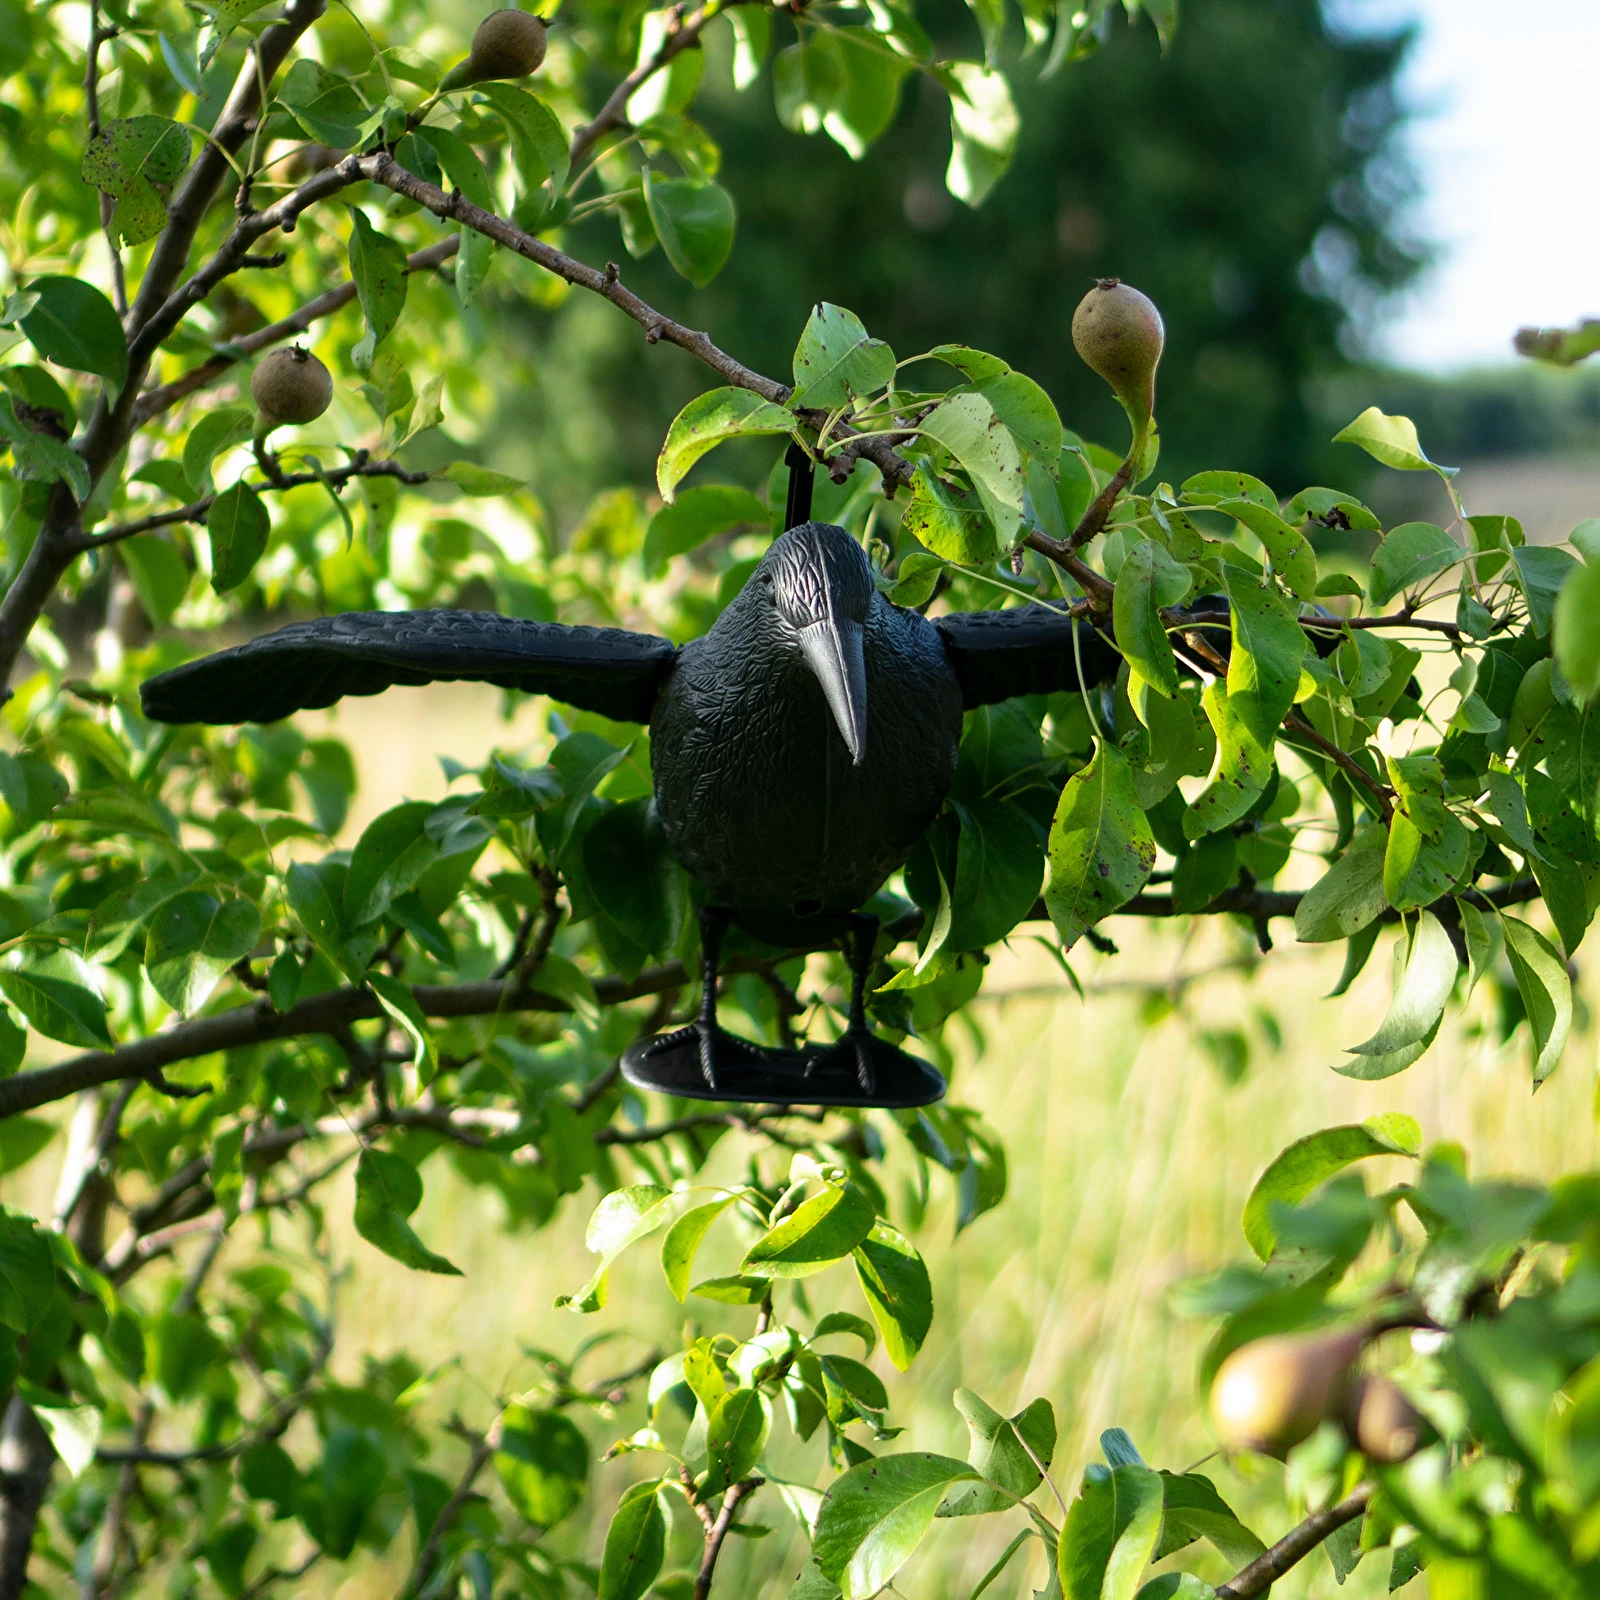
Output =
[
  {"x1": 933, "y1": 604, "x2": 1127, "y2": 708},
  {"x1": 141, "y1": 610, "x2": 679, "y2": 726}
]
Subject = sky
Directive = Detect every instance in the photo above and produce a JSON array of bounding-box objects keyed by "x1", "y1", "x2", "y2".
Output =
[{"x1": 1331, "y1": 0, "x2": 1600, "y2": 371}]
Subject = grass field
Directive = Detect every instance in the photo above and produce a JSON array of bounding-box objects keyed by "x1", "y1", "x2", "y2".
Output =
[
  {"x1": 9, "y1": 680, "x2": 1595, "y2": 1600},
  {"x1": 292, "y1": 684, "x2": 1598, "y2": 1599}
]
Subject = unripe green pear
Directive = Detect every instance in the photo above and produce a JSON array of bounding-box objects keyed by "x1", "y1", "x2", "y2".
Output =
[
  {"x1": 442, "y1": 9, "x2": 547, "y2": 89},
  {"x1": 1343, "y1": 1376, "x2": 1424, "y2": 1464},
  {"x1": 1210, "y1": 1328, "x2": 1365, "y2": 1457},
  {"x1": 251, "y1": 347, "x2": 333, "y2": 429},
  {"x1": 1071, "y1": 278, "x2": 1164, "y2": 434}
]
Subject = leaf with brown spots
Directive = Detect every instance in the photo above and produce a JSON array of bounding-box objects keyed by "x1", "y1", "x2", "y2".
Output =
[{"x1": 1044, "y1": 741, "x2": 1156, "y2": 952}]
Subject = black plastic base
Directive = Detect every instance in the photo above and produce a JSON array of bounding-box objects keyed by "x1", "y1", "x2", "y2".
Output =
[{"x1": 620, "y1": 1030, "x2": 946, "y2": 1109}]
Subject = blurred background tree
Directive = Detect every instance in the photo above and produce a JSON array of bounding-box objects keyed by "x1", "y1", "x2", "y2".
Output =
[{"x1": 473, "y1": 0, "x2": 1425, "y2": 520}]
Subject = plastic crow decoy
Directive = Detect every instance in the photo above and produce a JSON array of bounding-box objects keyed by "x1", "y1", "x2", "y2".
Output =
[{"x1": 142, "y1": 451, "x2": 1127, "y2": 1110}]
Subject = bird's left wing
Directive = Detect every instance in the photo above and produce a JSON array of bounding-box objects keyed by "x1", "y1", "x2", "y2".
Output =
[
  {"x1": 932, "y1": 604, "x2": 1127, "y2": 708},
  {"x1": 141, "y1": 610, "x2": 679, "y2": 726}
]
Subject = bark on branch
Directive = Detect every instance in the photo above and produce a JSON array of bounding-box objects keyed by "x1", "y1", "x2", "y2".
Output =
[{"x1": 1215, "y1": 1481, "x2": 1376, "y2": 1600}]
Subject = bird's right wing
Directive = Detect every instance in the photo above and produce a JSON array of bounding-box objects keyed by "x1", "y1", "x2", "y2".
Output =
[{"x1": 141, "y1": 610, "x2": 679, "y2": 726}]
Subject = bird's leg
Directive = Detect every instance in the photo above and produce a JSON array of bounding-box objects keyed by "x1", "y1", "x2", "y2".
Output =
[
  {"x1": 804, "y1": 913, "x2": 881, "y2": 1096},
  {"x1": 639, "y1": 905, "x2": 768, "y2": 1092}
]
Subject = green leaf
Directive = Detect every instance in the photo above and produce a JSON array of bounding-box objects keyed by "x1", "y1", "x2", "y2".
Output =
[
  {"x1": 823, "y1": 29, "x2": 912, "y2": 158},
  {"x1": 1057, "y1": 1463, "x2": 1165, "y2": 1600},
  {"x1": 1045, "y1": 743, "x2": 1156, "y2": 952},
  {"x1": 476, "y1": 81, "x2": 570, "y2": 195},
  {"x1": 1154, "y1": 1472, "x2": 1265, "y2": 1566},
  {"x1": 0, "y1": 963, "x2": 110, "y2": 1048},
  {"x1": 200, "y1": 0, "x2": 274, "y2": 68},
  {"x1": 286, "y1": 860, "x2": 358, "y2": 979},
  {"x1": 1241, "y1": 1116, "x2": 1420, "y2": 1261},
  {"x1": 1294, "y1": 837, "x2": 1387, "y2": 943},
  {"x1": 902, "y1": 467, "x2": 995, "y2": 565},
  {"x1": 0, "y1": 1119, "x2": 53, "y2": 1177},
  {"x1": 598, "y1": 1479, "x2": 667, "y2": 1600},
  {"x1": 1333, "y1": 407, "x2": 1455, "y2": 477},
  {"x1": 1221, "y1": 566, "x2": 1305, "y2": 748},
  {"x1": 657, "y1": 388, "x2": 796, "y2": 501},
  {"x1": 145, "y1": 891, "x2": 261, "y2": 1013},
  {"x1": 22, "y1": 1385, "x2": 100, "y2": 1478},
  {"x1": 495, "y1": 1405, "x2": 589, "y2": 1528},
  {"x1": 367, "y1": 972, "x2": 438, "y2": 1084},
  {"x1": 79, "y1": 116, "x2": 191, "y2": 246},
  {"x1": 813, "y1": 1311, "x2": 877, "y2": 1355},
  {"x1": 813, "y1": 1454, "x2": 979, "y2": 1598},
  {"x1": 642, "y1": 485, "x2": 768, "y2": 575},
  {"x1": 918, "y1": 392, "x2": 1025, "y2": 543},
  {"x1": 976, "y1": 369, "x2": 1064, "y2": 467},
  {"x1": 742, "y1": 1183, "x2": 875, "y2": 1279},
  {"x1": 183, "y1": 407, "x2": 253, "y2": 497},
  {"x1": 120, "y1": 535, "x2": 189, "y2": 626},
  {"x1": 441, "y1": 461, "x2": 523, "y2": 497},
  {"x1": 1501, "y1": 914, "x2": 1572, "y2": 1085},
  {"x1": 207, "y1": 480, "x2": 270, "y2": 594},
  {"x1": 346, "y1": 206, "x2": 409, "y2": 372},
  {"x1": 945, "y1": 63, "x2": 1018, "y2": 206},
  {"x1": 20, "y1": 277, "x2": 127, "y2": 389},
  {"x1": 1512, "y1": 545, "x2": 1579, "y2": 637},
  {"x1": 1347, "y1": 910, "x2": 1456, "y2": 1057},
  {"x1": 0, "y1": 395, "x2": 89, "y2": 502},
  {"x1": 1181, "y1": 679, "x2": 1272, "y2": 839},
  {"x1": 705, "y1": 1387, "x2": 771, "y2": 1493},
  {"x1": 345, "y1": 801, "x2": 440, "y2": 926},
  {"x1": 1555, "y1": 557, "x2": 1600, "y2": 699},
  {"x1": 424, "y1": 126, "x2": 497, "y2": 304},
  {"x1": 948, "y1": 797, "x2": 1044, "y2": 950},
  {"x1": 1113, "y1": 540, "x2": 1183, "y2": 697},
  {"x1": 661, "y1": 1194, "x2": 735, "y2": 1302},
  {"x1": 790, "y1": 302, "x2": 895, "y2": 409},
  {"x1": 940, "y1": 1390, "x2": 1056, "y2": 1516},
  {"x1": 644, "y1": 173, "x2": 735, "y2": 287},
  {"x1": 1219, "y1": 499, "x2": 1317, "y2": 601},
  {"x1": 560, "y1": 1185, "x2": 675, "y2": 1312},
  {"x1": 690, "y1": 1275, "x2": 771, "y2": 1304},
  {"x1": 0, "y1": 1210, "x2": 56, "y2": 1331},
  {"x1": 852, "y1": 1220, "x2": 932, "y2": 1370},
  {"x1": 352, "y1": 1148, "x2": 462, "y2": 1275},
  {"x1": 1367, "y1": 522, "x2": 1461, "y2": 608},
  {"x1": 1383, "y1": 810, "x2": 1469, "y2": 913}
]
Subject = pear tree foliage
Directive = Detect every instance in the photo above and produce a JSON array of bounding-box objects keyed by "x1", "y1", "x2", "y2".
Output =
[{"x1": 0, "y1": 0, "x2": 1598, "y2": 1595}]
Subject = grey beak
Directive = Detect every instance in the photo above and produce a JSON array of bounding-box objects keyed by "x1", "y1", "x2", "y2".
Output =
[{"x1": 798, "y1": 618, "x2": 867, "y2": 765}]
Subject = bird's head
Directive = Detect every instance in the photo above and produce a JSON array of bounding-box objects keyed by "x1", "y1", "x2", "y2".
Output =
[{"x1": 755, "y1": 520, "x2": 874, "y2": 765}]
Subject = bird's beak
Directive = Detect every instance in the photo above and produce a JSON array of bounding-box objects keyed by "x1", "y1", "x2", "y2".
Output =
[{"x1": 798, "y1": 618, "x2": 867, "y2": 765}]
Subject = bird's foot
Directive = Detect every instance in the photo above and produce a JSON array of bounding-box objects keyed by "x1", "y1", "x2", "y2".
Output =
[
  {"x1": 638, "y1": 1019, "x2": 770, "y2": 1093},
  {"x1": 803, "y1": 1028, "x2": 878, "y2": 1097}
]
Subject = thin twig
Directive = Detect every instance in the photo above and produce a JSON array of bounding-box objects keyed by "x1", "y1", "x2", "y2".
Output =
[
  {"x1": 567, "y1": 0, "x2": 757, "y2": 170},
  {"x1": 404, "y1": 1419, "x2": 502, "y2": 1596},
  {"x1": 132, "y1": 236, "x2": 461, "y2": 425},
  {"x1": 693, "y1": 1477, "x2": 761, "y2": 1600},
  {"x1": 1214, "y1": 1481, "x2": 1376, "y2": 1600}
]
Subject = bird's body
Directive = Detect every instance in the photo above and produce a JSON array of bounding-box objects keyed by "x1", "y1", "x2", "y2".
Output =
[
  {"x1": 142, "y1": 519, "x2": 1124, "y2": 1106},
  {"x1": 651, "y1": 557, "x2": 962, "y2": 946}
]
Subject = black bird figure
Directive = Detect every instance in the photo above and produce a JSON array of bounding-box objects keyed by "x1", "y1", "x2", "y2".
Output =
[{"x1": 141, "y1": 463, "x2": 1133, "y2": 1110}]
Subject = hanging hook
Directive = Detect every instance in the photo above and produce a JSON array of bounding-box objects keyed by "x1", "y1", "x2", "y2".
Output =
[{"x1": 783, "y1": 440, "x2": 815, "y2": 531}]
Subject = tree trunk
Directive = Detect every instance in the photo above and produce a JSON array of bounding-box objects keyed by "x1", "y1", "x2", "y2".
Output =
[{"x1": 0, "y1": 1398, "x2": 54, "y2": 1600}]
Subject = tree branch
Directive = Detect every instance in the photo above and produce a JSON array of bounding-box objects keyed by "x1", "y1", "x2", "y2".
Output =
[
  {"x1": 1214, "y1": 1481, "x2": 1375, "y2": 1600},
  {"x1": 132, "y1": 236, "x2": 461, "y2": 426},
  {"x1": 76, "y1": 453, "x2": 432, "y2": 550},
  {"x1": 355, "y1": 154, "x2": 917, "y2": 495},
  {"x1": 693, "y1": 1477, "x2": 761, "y2": 1600},
  {"x1": 404, "y1": 1419, "x2": 502, "y2": 1597},
  {"x1": 568, "y1": 0, "x2": 756, "y2": 171}
]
